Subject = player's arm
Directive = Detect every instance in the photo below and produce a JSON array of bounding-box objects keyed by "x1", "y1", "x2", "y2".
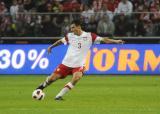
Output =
[
  {"x1": 101, "y1": 37, "x2": 124, "y2": 44},
  {"x1": 92, "y1": 33, "x2": 124, "y2": 44},
  {"x1": 47, "y1": 38, "x2": 66, "y2": 54}
]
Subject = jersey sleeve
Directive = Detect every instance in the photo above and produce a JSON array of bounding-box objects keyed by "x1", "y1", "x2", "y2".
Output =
[
  {"x1": 61, "y1": 34, "x2": 69, "y2": 45},
  {"x1": 91, "y1": 33, "x2": 103, "y2": 44}
]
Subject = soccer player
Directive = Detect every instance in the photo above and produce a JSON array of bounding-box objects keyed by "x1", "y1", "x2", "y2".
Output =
[{"x1": 34, "y1": 20, "x2": 124, "y2": 100}]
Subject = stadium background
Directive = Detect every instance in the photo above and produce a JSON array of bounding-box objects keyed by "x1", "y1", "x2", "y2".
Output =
[{"x1": 0, "y1": 0, "x2": 160, "y2": 114}]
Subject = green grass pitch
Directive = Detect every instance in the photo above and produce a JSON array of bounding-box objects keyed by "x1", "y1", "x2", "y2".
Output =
[{"x1": 0, "y1": 75, "x2": 160, "y2": 114}]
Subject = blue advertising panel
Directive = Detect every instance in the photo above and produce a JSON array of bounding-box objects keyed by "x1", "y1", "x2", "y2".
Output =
[
  {"x1": 0, "y1": 44, "x2": 159, "y2": 75},
  {"x1": 86, "y1": 44, "x2": 160, "y2": 74}
]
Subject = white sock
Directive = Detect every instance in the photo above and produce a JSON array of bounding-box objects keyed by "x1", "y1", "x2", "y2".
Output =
[
  {"x1": 42, "y1": 76, "x2": 50, "y2": 87},
  {"x1": 55, "y1": 82, "x2": 74, "y2": 98}
]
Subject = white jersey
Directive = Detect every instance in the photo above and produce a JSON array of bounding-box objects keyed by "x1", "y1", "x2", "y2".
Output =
[{"x1": 61, "y1": 31, "x2": 103, "y2": 68}]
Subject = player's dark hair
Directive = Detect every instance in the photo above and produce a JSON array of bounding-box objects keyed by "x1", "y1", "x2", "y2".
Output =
[{"x1": 71, "y1": 20, "x2": 82, "y2": 27}]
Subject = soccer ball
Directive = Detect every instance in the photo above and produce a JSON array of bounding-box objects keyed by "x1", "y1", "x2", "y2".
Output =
[{"x1": 32, "y1": 89, "x2": 45, "y2": 100}]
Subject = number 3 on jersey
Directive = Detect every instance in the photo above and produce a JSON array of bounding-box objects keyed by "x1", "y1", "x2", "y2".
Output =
[{"x1": 78, "y1": 43, "x2": 81, "y2": 49}]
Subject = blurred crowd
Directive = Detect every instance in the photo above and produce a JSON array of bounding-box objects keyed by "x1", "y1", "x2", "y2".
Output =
[{"x1": 0, "y1": 0, "x2": 160, "y2": 37}]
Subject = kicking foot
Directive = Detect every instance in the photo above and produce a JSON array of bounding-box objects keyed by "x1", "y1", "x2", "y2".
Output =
[{"x1": 55, "y1": 96, "x2": 64, "y2": 101}]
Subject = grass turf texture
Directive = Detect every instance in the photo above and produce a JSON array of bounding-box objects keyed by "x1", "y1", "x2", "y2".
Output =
[{"x1": 0, "y1": 75, "x2": 160, "y2": 114}]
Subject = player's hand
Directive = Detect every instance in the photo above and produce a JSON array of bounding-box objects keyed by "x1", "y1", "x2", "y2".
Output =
[
  {"x1": 47, "y1": 47, "x2": 52, "y2": 54},
  {"x1": 116, "y1": 40, "x2": 125, "y2": 44}
]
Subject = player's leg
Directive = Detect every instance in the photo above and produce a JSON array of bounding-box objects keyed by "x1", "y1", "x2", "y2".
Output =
[
  {"x1": 55, "y1": 71, "x2": 83, "y2": 100},
  {"x1": 36, "y1": 72, "x2": 61, "y2": 90},
  {"x1": 35, "y1": 64, "x2": 68, "y2": 90}
]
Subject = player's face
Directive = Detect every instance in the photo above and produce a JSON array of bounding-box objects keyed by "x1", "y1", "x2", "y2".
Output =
[{"x1": 70, "y1": 24, "x2": 81, "y2": 35}]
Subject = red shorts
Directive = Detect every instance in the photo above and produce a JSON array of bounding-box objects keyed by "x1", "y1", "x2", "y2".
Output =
[{"x1": 54, "y1": 64, "x2": 85, "y2": 79}]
